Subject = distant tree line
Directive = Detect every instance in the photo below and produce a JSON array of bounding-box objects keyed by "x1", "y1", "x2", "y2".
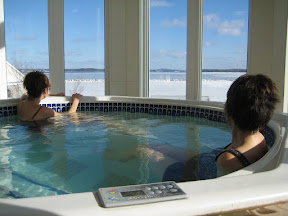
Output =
[
  {"x1": 20, "y1": 68, "x2": 247, "y2": 73},
  {"x1": 150, "y1": 68, "x2": 247, "y2": 73}
]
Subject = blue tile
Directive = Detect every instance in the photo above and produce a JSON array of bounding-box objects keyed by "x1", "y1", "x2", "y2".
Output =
[
  {"x1": 153, "y1": 108, "x2": 157, "y2": 115},
  {"x1": 172, "y1": 110, "x2": 176, "y2": 116}
]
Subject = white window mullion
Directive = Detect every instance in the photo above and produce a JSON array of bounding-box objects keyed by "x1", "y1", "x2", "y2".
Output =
[
  {"x1": 0, "y1": 0, "x2": 7, "y2": 99},
  {"x1": 186, "y1": 0, "x2": 202, "y2": 101},
  {"x1": 139, "y1": 0, "x2": 150, "y2": 97},
  {"x1": 48, "y1": 0, "x2": 65, "y2": 94}
]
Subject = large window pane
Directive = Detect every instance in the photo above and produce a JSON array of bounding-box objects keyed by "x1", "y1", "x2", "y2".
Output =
[
  {"x1": 150, "y1": 0, "x2": 187, "y2": 99},
  {"x1": 202, "y1": 0, "x2": 248, "y2": 102},
  {"x1": 4, "y1": 0, "x2": 48, "y2": 98},
  {"x1": 64, "y1": 0, "x2": 104, "y2": 96}
]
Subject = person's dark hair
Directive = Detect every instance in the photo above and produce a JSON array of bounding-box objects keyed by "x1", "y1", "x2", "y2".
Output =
[
  {"x1": 224, "y1": 74, "x2": 279, "y2": 133},
  {"x1": 23, "y1": 71, "x2": 51, "y2": 98}
]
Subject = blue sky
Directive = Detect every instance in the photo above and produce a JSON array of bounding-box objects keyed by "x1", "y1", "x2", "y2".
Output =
[{"x1": 3, "y1": 0, "x2": 248, "y2": 70}]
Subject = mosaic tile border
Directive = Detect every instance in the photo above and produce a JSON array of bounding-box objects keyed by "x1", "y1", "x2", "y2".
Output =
[
  {"x1": 43, "y1": 102, "x2": 227, "y2": 123},
  {"x1": 0, "y1": 102, "x2": 226, "y2": 122},
  {"x1": 0, "y1": 106, "x2": 17, "y2": 117},
  {"x1": 0, "y1": 102, "x2": 275, "y2": 146}
]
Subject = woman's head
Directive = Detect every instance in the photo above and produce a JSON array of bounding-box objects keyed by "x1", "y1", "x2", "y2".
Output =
[
  {"x1": 23, "y1": 71, "x2": 51, "y2": 99},
  {"x1": 224, "y1": 74, "x2": 279, "y2": 133}
]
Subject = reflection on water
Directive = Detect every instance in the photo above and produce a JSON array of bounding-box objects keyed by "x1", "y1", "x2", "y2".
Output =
[{"x1": 0, "y1": 112, "x2": 231, "y2": 199}]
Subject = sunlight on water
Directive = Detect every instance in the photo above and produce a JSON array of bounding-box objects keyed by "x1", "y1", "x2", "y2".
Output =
[{"x1": 0, "y1": 112, "x2": 231, "y2": 199}]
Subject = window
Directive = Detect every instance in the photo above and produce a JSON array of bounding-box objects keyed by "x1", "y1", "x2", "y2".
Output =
[
  {"x1": 64, "y1": 0, "x2": 104, "y2": 96},
  {"x1": 4, "y1": 0, "x2": 49, "y2": 98},
  {"x1": 149, "y1": 0, "x2": 187, "y2": 99},
  {"x1": 202, "y1": 0, "x2": 248, "y2": 102}
]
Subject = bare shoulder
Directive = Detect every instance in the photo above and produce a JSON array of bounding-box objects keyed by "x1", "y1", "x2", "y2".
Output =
[
  {"x1": 216, "y1": 151, "x2": 244, "y2": 171},
  {"x1": 216, "y1": 135, "x2": 268, "y2": 171},
  {"x1": 33, "y1": 106, "x2": 60, "y2": 120},
  {"x1": 242, "y1": 139, "x2": 268, "y2": 163}
]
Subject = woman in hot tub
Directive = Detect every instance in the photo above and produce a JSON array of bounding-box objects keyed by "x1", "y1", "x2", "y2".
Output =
[
  {"x1": 163, "y1": 74, "x2": 279, "y2": 181},
  {"x1": 17, "y1": 71, "x2": 82, "y2": 121}
]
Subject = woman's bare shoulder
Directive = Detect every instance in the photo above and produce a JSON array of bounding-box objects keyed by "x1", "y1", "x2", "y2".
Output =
[{"x1": 33, "y1": 106, "x2": 58, "y2": 120}]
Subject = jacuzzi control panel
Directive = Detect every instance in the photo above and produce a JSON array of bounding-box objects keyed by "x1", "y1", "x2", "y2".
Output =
[{"x1": 97, "y1": 181, "x2": 188, "y2": 208}]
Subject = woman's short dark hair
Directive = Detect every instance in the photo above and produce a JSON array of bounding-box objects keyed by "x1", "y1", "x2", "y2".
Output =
[
  {"x1": 224, "y1": 74, "x2": 279, "y2": 133},
  {"x1": 23, "y1": 71, "x2": 51, "y2": 98}
]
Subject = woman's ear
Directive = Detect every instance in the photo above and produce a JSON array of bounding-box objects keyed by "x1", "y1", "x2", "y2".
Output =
[{"x1": 43, "y1": 88, "x2": 49, "y2": 98}]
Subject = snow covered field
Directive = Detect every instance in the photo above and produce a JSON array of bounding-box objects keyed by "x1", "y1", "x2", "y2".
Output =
[{"x1": 65, "y1": 79, "x2": 233, "y2": 102}]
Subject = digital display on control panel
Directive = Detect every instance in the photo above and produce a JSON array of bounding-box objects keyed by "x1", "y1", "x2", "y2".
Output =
[{"x1": 121, "y1": 190, "x2": 145, "y2": 197}]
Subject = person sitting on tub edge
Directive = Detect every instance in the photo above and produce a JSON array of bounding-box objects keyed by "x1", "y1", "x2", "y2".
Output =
[
  {"x1": 163, "y1": 74, "x2": 279, "y2": 182},
  {"x1": 17, "y1": 71, "x2": 83, "y2": 121}
]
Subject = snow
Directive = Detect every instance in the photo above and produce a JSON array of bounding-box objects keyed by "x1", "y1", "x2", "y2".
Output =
[{"x1": 65, "y1": 79, "x2": 233, "y2": 102}]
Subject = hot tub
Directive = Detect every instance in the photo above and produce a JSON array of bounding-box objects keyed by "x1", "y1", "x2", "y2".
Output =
[{"x1": 0, "y1": 96, "x2": 287, "y2": 216}]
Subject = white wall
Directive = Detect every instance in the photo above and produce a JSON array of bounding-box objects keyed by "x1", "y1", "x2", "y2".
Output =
[
  {"x1": 247, "y1": 0, "x2": 288, "y2": 112},
  {"x1": 105, "y1": 0, "x2": 141, "y2": 97}
]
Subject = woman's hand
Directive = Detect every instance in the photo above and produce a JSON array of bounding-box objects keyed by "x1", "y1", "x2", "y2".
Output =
[{"x1": 72, "y1": 93, "x2": 83, "y2": 101}]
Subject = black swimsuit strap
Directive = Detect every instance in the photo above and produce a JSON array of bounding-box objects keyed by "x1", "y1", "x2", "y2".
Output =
[
  {"x1": 224, "y1": 149, "x2": 251, "y2": 167},
  {"x1": 32, "y1": 106, "x2": 42, "y2": 120},
  {"x1": 217, "y1": 149, "x2": 251, "y2": 167}
]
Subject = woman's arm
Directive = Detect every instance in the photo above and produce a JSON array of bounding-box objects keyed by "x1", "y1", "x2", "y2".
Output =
[
  {"x1": 52, "y1": 93, "x2": 82, "y2": 117},
  {"x1": 67, "y1": 93, "x2": 82, "y2": 114}
]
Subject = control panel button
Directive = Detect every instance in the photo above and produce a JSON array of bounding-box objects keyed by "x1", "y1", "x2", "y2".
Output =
[
  {"x1": 170, "y1": 189, "x2": 178, "y2": 193},
  {"x1": 159, "y1": 185, "x2": 166, "y2": 189},
  {"x1": 145, "y1": 187, "x2": 152, "y2": 191},
  {"x1": 152, "y1": 186, "x2": 159, "y2": 190},
  {"x1": 155, "y1": 190, "x2": 163, "y2": 194},
  {"x1": 148, "y1": 191, "x2": 155, "y2": 195},
  {"x1": 166, "y1": 185, "x2": 173, "y2": 189}
]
